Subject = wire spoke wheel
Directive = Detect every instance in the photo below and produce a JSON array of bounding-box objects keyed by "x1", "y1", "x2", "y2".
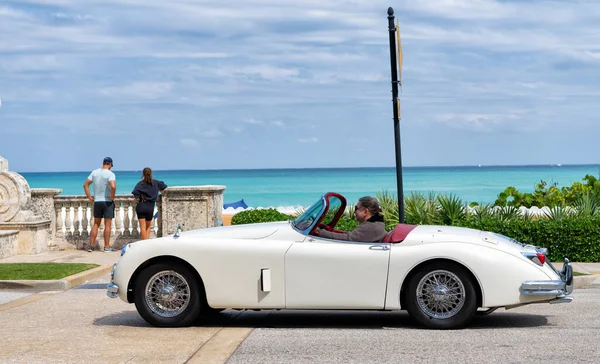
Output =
[
  {"x1": 145, "y1": 270, "x2": 191, "y2": 318},
  {"x1": 416, "y1": 269, "x2": 466, "y2": 319}
]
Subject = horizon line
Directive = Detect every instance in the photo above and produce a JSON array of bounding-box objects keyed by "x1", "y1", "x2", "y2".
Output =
[{"x1": 15, "y1": 163, "x2": 600, "y2": 174}]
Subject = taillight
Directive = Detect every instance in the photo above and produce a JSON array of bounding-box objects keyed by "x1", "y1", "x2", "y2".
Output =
[
  {"x1": 536, "y1": 252, "x2": 546, "y2": 265},
  {"x1": 522, "y1": 250, "x2": 547, "y2": 266}
]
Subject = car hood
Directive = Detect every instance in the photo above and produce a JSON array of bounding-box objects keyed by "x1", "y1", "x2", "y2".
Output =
[{"x1": 173, "y1": 221, "x2": 289, "y2": 240}]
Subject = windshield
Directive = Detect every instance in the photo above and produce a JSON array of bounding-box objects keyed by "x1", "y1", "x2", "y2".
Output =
[
  {"x1": 321, "y1": 196, "x2": 343, "y2": 226},
  {"x1": 292, "y1": 198, "x2": 324, "y2": 231}
]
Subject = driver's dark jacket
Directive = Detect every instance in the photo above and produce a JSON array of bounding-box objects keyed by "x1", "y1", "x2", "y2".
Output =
[{"x1": 317, "y1": 221, "x2": 387, "y2": 242}]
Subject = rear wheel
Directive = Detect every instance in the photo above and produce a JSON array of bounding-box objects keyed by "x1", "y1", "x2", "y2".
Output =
[
  {"x1": 405, "y1": 261, "x2": 477, "y2": 329},
  {"x1": 134, "y1": 263, "x2": 202, "y2": 327}
]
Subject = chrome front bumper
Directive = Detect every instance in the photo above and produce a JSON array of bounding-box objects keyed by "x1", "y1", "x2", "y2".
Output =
[
  {"x1": 520, "y1": 258, "x2": 574, "y2": 298},
  {"x1": 106, "y1": 263, "x2": 119, "y2": 298}
]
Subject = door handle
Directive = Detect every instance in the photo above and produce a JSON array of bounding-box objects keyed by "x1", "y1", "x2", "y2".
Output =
[{"x1": 369, "y1": 244, "x2": 389, "y2": 250}]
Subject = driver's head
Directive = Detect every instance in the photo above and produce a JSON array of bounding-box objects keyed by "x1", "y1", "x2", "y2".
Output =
[{"x1": 354, "y1": 196, "x2": 383, "y2": 223}]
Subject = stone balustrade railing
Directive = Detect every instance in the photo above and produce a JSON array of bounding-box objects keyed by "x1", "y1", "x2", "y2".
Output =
[
  {"x1": 53, "y1": 195, "x2": 158, "y2": 247},
  {"x1": 1, "y1": 153, "x2": 226, "y2": 256},
  {"x1": 22, "y1": 186, "x2": 226, "y2": 251}
]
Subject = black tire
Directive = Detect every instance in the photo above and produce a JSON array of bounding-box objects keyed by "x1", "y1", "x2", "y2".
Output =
[
  {"x1": 405, "y1": 261, "x2": 477, "y2": 329},
  {"x1": 134, "y1": 262, "x2": 202, "y2": 327},
  {"x1": 205, "y1": 307, "x2": 225, "y2": 314}
]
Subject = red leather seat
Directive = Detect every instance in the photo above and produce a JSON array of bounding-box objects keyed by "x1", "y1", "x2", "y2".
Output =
[{"x1": 382, "y1": 223, "x2": 417, "y2": 243}]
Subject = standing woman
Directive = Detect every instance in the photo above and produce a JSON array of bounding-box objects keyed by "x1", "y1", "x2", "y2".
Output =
[{"x1": 132, "y1": 168, "x2": 167, "y2": 240}]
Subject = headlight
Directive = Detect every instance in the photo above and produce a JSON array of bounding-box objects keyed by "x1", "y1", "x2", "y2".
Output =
[{"x1": 121, "y1": 243, "x2": 132, "y2": 256}]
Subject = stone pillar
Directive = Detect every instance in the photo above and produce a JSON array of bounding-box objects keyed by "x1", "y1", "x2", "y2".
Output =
[
  {"x1": 29, "y1": 188, "x2": 62, "y2": 240},
  {"x1": 158, "y1": 186, "x2": 225, "y2": 236}
]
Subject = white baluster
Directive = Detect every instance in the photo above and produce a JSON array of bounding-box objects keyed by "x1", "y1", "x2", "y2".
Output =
[
  {"x1": 123, "y1": 202, "x2": 131, "y2": 236},
  {"x1": 74, "y1": 202, "x2": 81, "y2": 236},
  {"x1": 114, "y1": 200, "x2": 122, "y2": 235},
  {"x1": 153, "y1": 206, "x2": 159, "y2": 237},
  {"x1": 55, "y1": 201, "x2": 63, "y2": 235},
  {"x1": 81, "y1": 202, "x2": 89, "y2": 237},
  {"x1": 132, "y1": 206, "x2": 139, "y2": 238},
  {"x1": 65, "y1": 202, "x2": 73, "y2": 236}
]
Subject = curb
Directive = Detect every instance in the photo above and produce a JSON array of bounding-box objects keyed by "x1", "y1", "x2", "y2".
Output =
[
  {"x1": 573, "y1": 274, "x2": 600, "y2": 288},
  {"x1": 0, "y1": 264, "x2": 113, "y2": 291}
]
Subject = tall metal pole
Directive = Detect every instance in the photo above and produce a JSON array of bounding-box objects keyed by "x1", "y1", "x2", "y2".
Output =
[{"x1": 387, "y1": 7, "x2": 404, "y2": 223}]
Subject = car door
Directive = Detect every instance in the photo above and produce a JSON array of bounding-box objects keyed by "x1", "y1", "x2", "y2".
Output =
[{"x1": 284, "y1": 236, "x2": 391, "y2": 309}]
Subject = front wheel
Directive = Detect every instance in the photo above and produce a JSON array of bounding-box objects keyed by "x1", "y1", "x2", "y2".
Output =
[
  {"x1": 134, "y1": 263, "x2": 202, "y2": 327},
  {"x1": 405, "y1": 262, "x2": 477, "y2": 329}
]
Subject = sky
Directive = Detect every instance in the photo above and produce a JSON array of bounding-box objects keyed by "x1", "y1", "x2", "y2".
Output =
[{"x1": 0, "y1": 0, "x2": 599, "y2": 173}]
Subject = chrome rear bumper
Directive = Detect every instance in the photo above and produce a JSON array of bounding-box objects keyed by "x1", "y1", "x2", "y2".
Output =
[
  {"x1": 106, "y1": 263, "x2": 119, "y2": 298},
  {"x1": 520, "y1": 258, "x2": 574, "y2": 298}
]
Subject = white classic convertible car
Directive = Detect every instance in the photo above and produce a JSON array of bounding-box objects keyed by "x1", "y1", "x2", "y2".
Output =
[{"x1": 107, "y1": 192, "x2": 573, "y2": 329}]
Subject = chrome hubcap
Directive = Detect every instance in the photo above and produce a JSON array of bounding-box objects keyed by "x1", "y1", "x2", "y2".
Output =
[
  {"x1": 145, "y1": 270, "x2": 190, "y2": 318},
  {"x1": 416, "y1": 270, "x2": 466, "y2": 319}
]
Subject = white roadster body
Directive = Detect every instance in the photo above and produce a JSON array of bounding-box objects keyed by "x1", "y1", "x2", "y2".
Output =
[{"x1": 107, "y1": 192, "x2": 573, "y2": 329}]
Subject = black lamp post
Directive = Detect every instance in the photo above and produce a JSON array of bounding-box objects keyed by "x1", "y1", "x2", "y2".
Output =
[{"x1": 387, "y1": 7, "x2": 405, "y2": 223}]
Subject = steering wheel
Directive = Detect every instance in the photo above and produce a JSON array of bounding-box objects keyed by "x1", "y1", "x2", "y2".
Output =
[{"x1": 318, "y1": 223, "x2": 332, "y2": 231}]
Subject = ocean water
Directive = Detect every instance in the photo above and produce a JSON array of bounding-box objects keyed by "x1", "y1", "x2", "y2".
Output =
[{"x1": 18, "y1": 165, "x2": 600, "y2": 208}]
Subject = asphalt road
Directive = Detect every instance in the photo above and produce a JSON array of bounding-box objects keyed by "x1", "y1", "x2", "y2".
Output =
[
  {"x1": 0, "y1": 277, "x2": 598, "y2": 364},
  {"x1": 228, "y1": 284, "x2": 600, "y2": 364}
]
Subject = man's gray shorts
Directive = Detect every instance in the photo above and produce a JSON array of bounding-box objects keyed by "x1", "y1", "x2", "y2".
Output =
[{"x1": 93, "y1": 201, "x2": 115, "y2": 219}]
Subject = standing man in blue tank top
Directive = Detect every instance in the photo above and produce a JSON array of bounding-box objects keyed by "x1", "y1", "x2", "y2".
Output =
[{"x1": 83, "y1": 157, "x2": 117, "y2": 252}]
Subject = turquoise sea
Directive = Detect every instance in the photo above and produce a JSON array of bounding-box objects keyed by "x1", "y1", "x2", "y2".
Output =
[{"x1": 18, "y1": 165, "x2": 600, "y2": 208}]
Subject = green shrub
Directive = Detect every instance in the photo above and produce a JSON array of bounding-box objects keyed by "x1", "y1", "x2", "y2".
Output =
[
  {"x1": 457, "y1": 216, "x2": 600, "y2": 262},
  {"x1": 492, "y1": 171, "x2": 600, "y2": 208},
  {"x1": 231, "y1": 208, "x2": 293, "y2": 225},
  {"x1": 335, "y1": 216, "x2": 359, "y2": 231}
]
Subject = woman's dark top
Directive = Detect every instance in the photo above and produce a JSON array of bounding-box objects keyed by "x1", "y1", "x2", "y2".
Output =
[{"x1": 132, "y1": 179, "x2": 167, "y2": 204}]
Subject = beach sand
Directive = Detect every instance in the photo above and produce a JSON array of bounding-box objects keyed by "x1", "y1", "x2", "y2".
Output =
[{"x1": 221, "y1": 214, "x2": 234, "y2": 226}]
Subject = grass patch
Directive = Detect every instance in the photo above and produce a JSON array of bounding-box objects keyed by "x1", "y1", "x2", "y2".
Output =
[
  {"x1": 0, "y1": 263, "x2": 100, "y2": 280},
  {"x1": 573, "y1": 271, "x2": 589, "y2": 276}
]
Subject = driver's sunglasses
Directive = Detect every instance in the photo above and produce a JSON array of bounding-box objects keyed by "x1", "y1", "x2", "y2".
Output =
[{"x1": 354, "y1": 205, "x2": 363, "y2": 211}]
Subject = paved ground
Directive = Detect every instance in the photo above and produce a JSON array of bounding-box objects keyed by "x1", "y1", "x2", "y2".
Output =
[
  {"x1": 230, "y1": 284, "x2": 600, "y2": 364},
  {"x1": 0, "y1": 272, "x2": 598, "y2": 363},
  {"x1": 1, "y1": 250, "x2": 599, "y2": 363}
]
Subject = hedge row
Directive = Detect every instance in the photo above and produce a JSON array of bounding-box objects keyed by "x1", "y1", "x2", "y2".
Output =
[
  {"x1": 230, "y1": 208, "x2": 292, "y2": 225},
  {"x1": 231, "y1": 209, "x2": 600, "y2": 262},
  {"x1": 457, "y1": 216, "x2": 600, "y2": 262}
]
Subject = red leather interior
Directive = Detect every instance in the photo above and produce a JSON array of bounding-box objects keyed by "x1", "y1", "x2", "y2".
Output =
[{"x1": 382, "y1": 223, "x2": 417, "y2": 243}]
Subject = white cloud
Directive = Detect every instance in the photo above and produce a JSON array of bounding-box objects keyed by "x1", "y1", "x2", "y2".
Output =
[
  {"x1": 3, "y1": 0, "x2": 600, "y2": 171},
  {"x1": 298, "y1": 137, "x2": 319, "y2": 143},
  {"x1": 434, "y1": 112, "x2": 528, "y2": 133},
  {"x1": 243, "y1": 118, "x2": 264, "y2": 125},
  {"x1": 98, "y1": 82, "x2": 173, "y2": 100},
  {"x1": 180, "y1": 138, "x2": 198, "y2": 147},
  {"x1": 232, "y1": 65, "x2": 300, "y2": 81},
  {"x1": 198, "y1": 128, "x2": 225, "y2": 138}
]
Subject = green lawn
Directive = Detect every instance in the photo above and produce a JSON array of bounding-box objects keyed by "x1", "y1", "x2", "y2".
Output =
[
  {"x1": 573, "y1": 271, "x2": 589, "y2": 276},
  {"x1": 0, "y1": 263, "x2": 100, "y2": 280}
]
